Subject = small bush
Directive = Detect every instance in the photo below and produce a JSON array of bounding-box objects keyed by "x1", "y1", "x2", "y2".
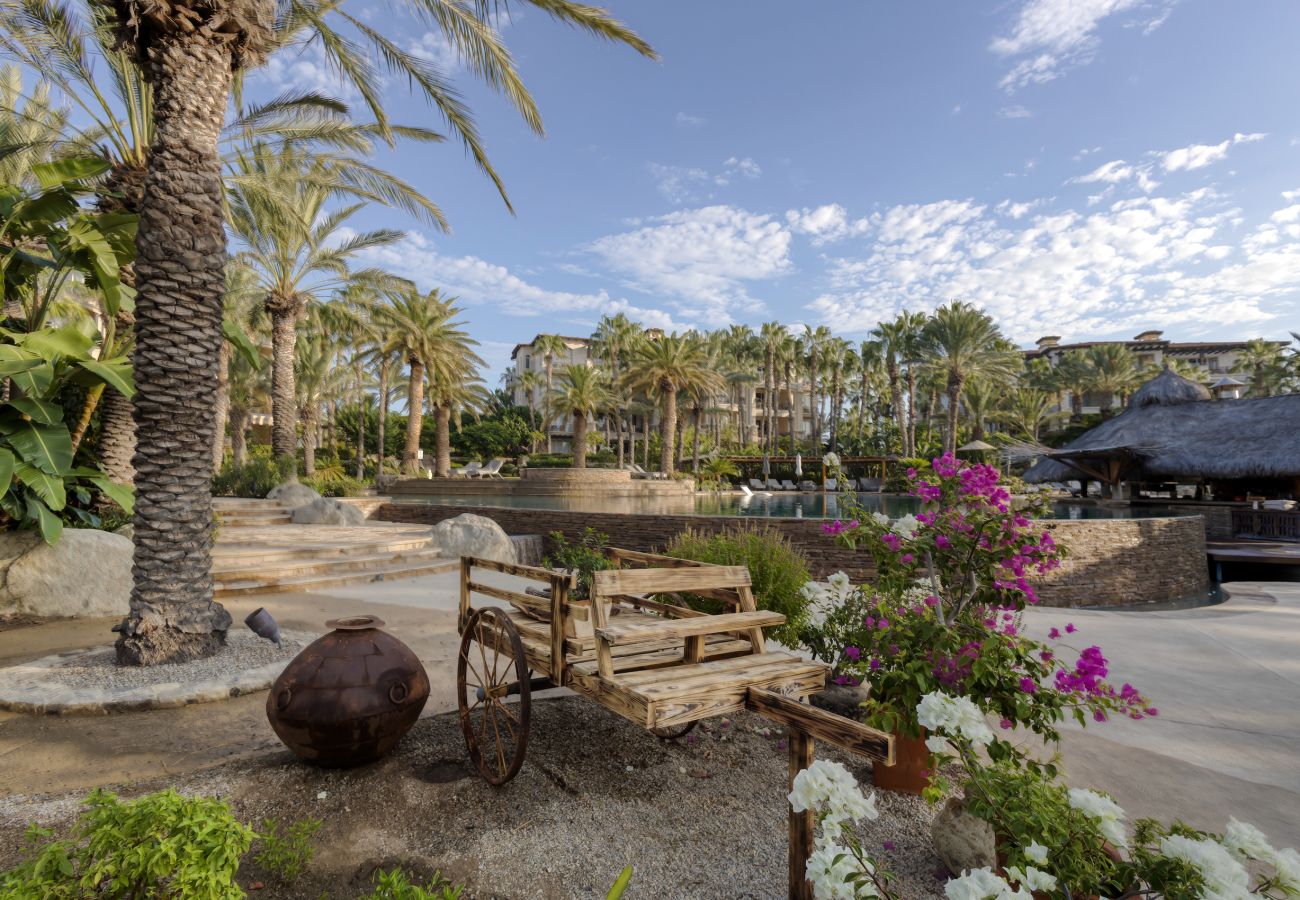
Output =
[
  {"x1": 663, "y1": 526, "x2": 812, "y2": 646},
  {"x1": 543, "y1": 528, "x2": 613, "y2": 600},
  {"x1": 253, "y1": 817, "x2": 321, "y2": 884},
  {"x1": 883, "y1": 456, "x2": 930, "y2": 493},
  {"x1": 0, "y1": 788, "x2": 254, "y2": 898},
  {"x1": 363, "y1": 867, "x2": 463, "y2": 899},
  {"x1": 301, "y1": 474, "x2": 368, "y2": 497},
  {"x1": 213, "y1": 451, "x2": 295, "y2": 498}
]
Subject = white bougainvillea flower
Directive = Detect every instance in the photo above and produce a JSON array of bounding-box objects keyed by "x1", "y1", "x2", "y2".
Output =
[
  {"x1": 1159, "y1": 834, "x2": 1252, "y2": 899},
  {"x1": 1271, "y1": 847, "x2": 1300, "y2": 894},
  {"x1": 891, "y1": 514, "x2": 920, "y2": 537},
  {"x1": 1005, "y1": 865, "x2": 1058, "y2": 893},
  {"x1": 806, "y1": 843, "x2": 879, "y2": 899},
  {"x1": 925, "y1": 736, "x2": 951, "y2": 754},
  {"x1": 1066, "y1": 788, "x2": 1128, "y2": 848},
  {"x1": 1223, "y1": 818, "x2": 1274, "y2": 863},
  {"x1": 1024, "y1": 841, "x2": 1049, "y2": 864},
  {"x1": 944, "y1": 867, "x2": 1032, "y2": 900}
]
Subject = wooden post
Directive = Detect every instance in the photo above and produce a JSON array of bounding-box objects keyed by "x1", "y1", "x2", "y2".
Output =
[
  {"x1": 458, "y1": 557, "x2": 472, "y2": 633},
  {"x1": 550, "y1": 574, "x2": 568, "y2": 684},
  {"x1": 788, "y1": 727, "x2": 814, "y2": 900}
]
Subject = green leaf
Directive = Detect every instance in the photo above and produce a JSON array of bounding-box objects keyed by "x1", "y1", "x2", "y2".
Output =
[
  {"x1": 20, "y1": 322, "x2": 93, "y2": 361},
  {"x1": 0, "y1": 447, "x2": 14, "y2": 498},
  {"x1": 6, "y1": 420, "x2": 72, "y2": 475},
  {"x1": 31, "y1": 157, "x2": 110, "y2": 189},
  {"x1": 84, "y1": 474, "x2": 134, "y2": 514},
  {"x1": 8, "y1": 396, "x2": 61, "y2": 425},
  {"x1": 8, "y1": 361, "x2": 53, "y2": 396},
  {"x1": 222, "y1": 318, "x2": 261, "y2": 369},
  {"x1": 605, "y1": 867, "x2": 633, "y2": 900},
  {"x1": 16, "y1": 462, "x2": 66, "y2": 510},
  {"x1": 15, "y1": 189, "x2": 77, "y2": 225},
  {"x1": 0, "y1": 345, "x2": 43, "y2": 377},
  {"x1": 78, "y1": 357, "x2": 135, "y2": 398},
  {"x1": 25, "y1": 495, "x2": 62, "y2": 544}
]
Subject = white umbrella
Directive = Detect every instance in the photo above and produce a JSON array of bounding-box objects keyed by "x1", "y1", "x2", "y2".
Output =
[
  {"x1": 794, "y1": 453, "x2": 803, "y2": 476},
  {"x1": 761, "y1": 454, "x2": 771, "y2": 477}
]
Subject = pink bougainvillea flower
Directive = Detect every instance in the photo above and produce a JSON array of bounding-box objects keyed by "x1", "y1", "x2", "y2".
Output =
[
  {"x1": 1048, "y1": 627, "x2": 1061, "y2": 640},
  {"x1": 999, "y1": 718, "x2": 1013, "y2": 730},
  {"x1": 1018, "y1": 677, "x2": 1038, "y2": 694}
]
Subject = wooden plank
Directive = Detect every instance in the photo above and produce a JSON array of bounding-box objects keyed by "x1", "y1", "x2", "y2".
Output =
[
  {"x1": 683, "y1": 634, "x2": 704, "y2": 664},
  {"x1": 467, "y1": 580, "x2": 550, "y2": 612},
  {"x1": 592, "y1": 565, "x2": 751, "y2": 598},
  {"x1": 607, "y1": 548, "x2": 712, "y2": 568},
  {"x1": 596, "y1": 610, "x2": 784, "y2": 646},
  {"x1": 550, "y1": 579, "x2": 567, "y2": 683},
  {"x1": 789, "y1": 729, "x2": 815, "y2": 900},
  {"x1": 634, "y1": 656, "x2": 825, "y2": 700},
  {"x1": 609, "y1": 594, "x2": 710, "y2": 618},
  {"x1": 568, "y1": 638, "x2": 754, "y2": 676},
  {"x1": 464, "y1": 555, "x2": 568, "y2": 585},
  {"x1": 611, "y1": 649, "x2": 809, "y2": 687},
  {"x1": 747, "y1": 688, "x2": 895, "y2": 764},
  {"x1": 458, "y1": 557, "x2": 471, "y2": 632},
  {"x1": 736, "y1": 583, "x2": 766, "y2": 653},
  {"x1": 646, "y1": 668, "x2": 825, "y2": 729}
]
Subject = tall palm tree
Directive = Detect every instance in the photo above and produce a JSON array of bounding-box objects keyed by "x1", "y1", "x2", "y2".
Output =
[
  {"x1": 0, "y1": 65, "x2": 69, "y2": 185},
  {"x1": 1053, "y1": 349, "x2": 1092, "y2": 423},
  {"x1": 428, "y1": 368, "x2": 488, "y2": 478},
  {"x1": 547, "y1": 364, "x2": 610, "y2": 469},
  {"x1": 758, "y1": 321, "x2": 785, "y2": 455},
  {"x1": 623, "y1": 333, "x2": 722, "y2": 477},
  {"x1": 801, "y1": 325, "x2": 831, "y2": 451},
  {"x1": 24, "y1": 0, "x2": 650, "y2": 666},
  {"x1": 1002, "y1": 388, "x2": 1065, "y2": 442},
  {"x1": 1233, "y1": 338, "x2": 1289, "y2": 397},
  {"x1": 1083, "y1": 344, "x2": 1141, "y2": 418},
  {"x1": 515, "y1": 368, "x2": 543, "y2": 448},
  {"x1": 922, "y1": 300, "x2": 1021, "y2": 454},
  {"x1": 591, "y1": 313, "x2": 640, "y2": 466},
  {"x1": 871, "y1": 318, "x2": 907, "y2": 456},
  {"x1": 856, "y1": 339, "x2": 884, "y2": 445},
  {"x1": 531, "y1": 332, "x2": 570, "y2": 453}
]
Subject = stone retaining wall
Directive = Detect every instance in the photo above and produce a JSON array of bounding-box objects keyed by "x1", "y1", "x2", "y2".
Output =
[{"x1": 1034, "y1": 516, "x2": 1209, "y2": 607}]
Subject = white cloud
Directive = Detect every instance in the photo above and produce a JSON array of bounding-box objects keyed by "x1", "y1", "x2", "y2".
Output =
[
  {"x1": 649, "y1": 157, "x2": 762, "y2": 204},
  {"x1": 675, "y1": 112, "x2": 706, "y2": 127},
  {"x1": 998, "y1": 105, "x2": 1034, "y2": 119},
  {"x1": 785, "y1": 203, "x2": 870, "y2": 244},
  {"x1": 583, "y1": 205, "x2": 792, "y2": 324},
  {"x1": 258, "y1": 44, "x2": 362, "y2": 102},
  {"x1": 990, "y1": 0, "x2": 1177, "y2": 92},
  {"x1": 1160, "y1": 132, "x2": 1266, "y2": 172},
  {"x1": 720, "y1": 156, "x2": 762, "y2": 181},
  {"x1": 951, "y1": 104, "x2": 964, "y2": 115},
  {"x1": 810, "y1": 186, "x2": 1292, "y2": 342}
]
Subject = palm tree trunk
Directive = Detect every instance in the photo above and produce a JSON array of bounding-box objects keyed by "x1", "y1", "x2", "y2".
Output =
[
  {"x1": 211, "y1": 341, "x2": 229, "y2": 470},
  {"x1": 98, "y1": 386, "x2": 137, "y2": 483},
  {"x1": 906, "y1": 367, "x2": 919, "y2": 457},
  {"x1": 614, "y1": 412, "x2": 624, "y2": 468},
  {"x1": 944, "y1": 375, "x2": 962, "y2": 455},
  {"x1": 268, "y1": 301, "x2": 299, "y2": 467},
  {"x1": 230, "y1": 407, "x2": 250, "y2": 466},
  {"x1": 303, "y1": 410, "x2": 318, "y2": 477},
  {"x1": 573, "y1": 411, "x2": 588, "y2": 469},
  {"x1": 114, "y1": 37, "x2": 234, "y2": 666},
  {"x1": 434, "y1": 405, "x2": 452, "y2": 477},
  {"x1": 544, "y1": 359, "x2": 554, "y2": 453},
  {"x1": 660, "y1": 388, "x2": 677, "y2": 476},
  {"x1": 629, "y1": 416, "x2": 637, "y2": 466},
  {"x1": 355, "y1": 394, "x2": 366, "y2": 480},
  {"x1": 376, "y1": 360, "x2": 389, "y2": 476},
  {"x1": 403, "y1": 359, "x2": 425, "y2": 474},
  {"x1": 692, "y1": 407, "x2": 702, "y2": 473}
]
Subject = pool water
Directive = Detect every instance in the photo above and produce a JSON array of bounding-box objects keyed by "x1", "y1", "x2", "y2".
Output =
[{"x1": 388, "y1": 491, "x2": 1184, "y2": 521}]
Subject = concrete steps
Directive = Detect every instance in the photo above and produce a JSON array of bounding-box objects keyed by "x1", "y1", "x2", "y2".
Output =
[
  {"x1": 214, "y1": 500, "x2": 292, "y2": 527},
  {"x1": 214, "y1": 556, "x2": 457, "y2": 597}
]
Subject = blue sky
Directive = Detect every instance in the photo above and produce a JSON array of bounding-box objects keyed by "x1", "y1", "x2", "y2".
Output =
[{"x1": 250, "y1": 0, "x2": 1300, "y2": 380}]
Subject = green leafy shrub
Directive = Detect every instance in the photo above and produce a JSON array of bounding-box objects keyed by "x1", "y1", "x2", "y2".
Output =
[
  {"x1": 882, "y1": 456, "x2": 929, "y2": 492},
  {"x1": 0, "y1": 788, "x2": 254, "y2": 899},
  {"x1": 253, "y1": 817, "x2": 321, "y2": 884},
  {"x1": 362, "y1": 867, "x2": 463, "y2": 899},
  {"x1": 212, "y1": 450, "x2": 294, "y2": 498},
  {"x1": 543, "y1": 527, "x2": 613, "y2": 599},
  {"x1": 663, "y1": 526, "x2": 812, "y2": 646},
  {"x1": 302, "y1": 473, "x2": 368, "y2": 497}
]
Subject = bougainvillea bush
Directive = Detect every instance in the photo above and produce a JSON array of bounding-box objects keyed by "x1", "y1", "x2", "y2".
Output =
[{"x1": 803, "y1": 454, "x2": 1154, "y2": 773}]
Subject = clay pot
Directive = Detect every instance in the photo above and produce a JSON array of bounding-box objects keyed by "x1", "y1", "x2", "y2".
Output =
[
  {"x1": 267, "y1": 615, "x2": 429, "y2": 767},
  {"x1": 871, "y1": 727, "x2": 931, "y2": 795}
]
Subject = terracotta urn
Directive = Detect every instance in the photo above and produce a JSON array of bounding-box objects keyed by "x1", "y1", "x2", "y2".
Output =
[
  {"x1": 871, "y1": 727, "x2": 931, "y2": 795},
  {"x1": 267, "y1": 615, "x2": 429, "y2": 766}
]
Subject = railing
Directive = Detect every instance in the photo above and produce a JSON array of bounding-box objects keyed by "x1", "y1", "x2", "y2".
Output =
[{"x1": 1231, "y1": 509, "x2": 1300, "y2": 542}]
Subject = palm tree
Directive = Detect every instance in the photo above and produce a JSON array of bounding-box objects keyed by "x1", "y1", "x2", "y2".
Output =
[
  {"x1": 428, "y1": 368, "x2": 489, "y2": 478},
  {"x1": 547, "y1": 365, "x2": 610, "y2": 469},
  {"x1": 1003, "y1": 388, "x2": 1065, "y2": 441},
  {"x1": 294, "y1": 327, "x2": 338, "y2": 477},
  {"x1": 515, "y1": 369, "x2": 543, "y2": 449},
  {"x1": 18, "y1": 1, "x2": 650, "y2": 665},
  {"x1": 801, "y1": 325, "x2": 831, "y2": 450},
  {"x1": 758, "y1": 321, "x2": 785, "y2": 455},
  {"x1": 1083, "y1": 344, "x2": 1142, "y2": 418},
  {"x1": 623, "y1": 334, "x2": 723, "y2": 477},
  {"x1": 922, "y1": 300, "x2": 1021, "y2": 454},
  {"x1": 531, "y1": 333, "x2": 570, "y2": 453},
  {"x1": 0, "y1": 66, "x2": 68, "y2": 185},
  {"x1": 856, "y1": 339, "x2": 884, "y2": 445},
  {"x1": 212, "y1": 256, "x2": 265, "y2": 467},
  {"x1": 1233, "y1": 338, "x2": 1289, "y2": 397},
  {"x1": 1053, "y1": 350, "x2": 1093, "y2": 423},
  {"x1": 871, "y1": 318, "x2": 907, "y2": 455},
  {"x1": 591, "y1": 313, "x2": 640, "y2": 466}
]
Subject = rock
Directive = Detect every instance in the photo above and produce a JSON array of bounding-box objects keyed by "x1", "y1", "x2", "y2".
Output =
[
  {"x1": 429, "y1": 514, "x2": 516, "y2": 564},
  {"x1": 931, "y1": 795, "x2": 996, "y2": 876},
  {"x1": 114, "y1": 523, "x2": 134, "y2": 540},
  {"x1": 809, "y1": 681, "x2": 871, "y2": 718},
  {"x1": 0, "y1": 529, "x2": 133, "y2": 619},
  {"x1": 289, "y1": 497, "x2": 366, "y2": 526},
  {"x1": 268, "y1": 482, "x2": 321, "y2": 508}
]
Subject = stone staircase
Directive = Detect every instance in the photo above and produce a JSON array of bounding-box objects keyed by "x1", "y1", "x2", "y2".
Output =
[{"x1": 212, "y1": 499, "x2": 456, "y2": 597}]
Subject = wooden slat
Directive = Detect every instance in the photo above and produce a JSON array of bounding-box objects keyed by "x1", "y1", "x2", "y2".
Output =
[
  {"x1": 467, "y1": 580, "x2": 550, "y2": 612},
  {"x1": 790, "y1": 730, "x2": 815, "y2": 900},
  {"x1": 647, "y1": 668, "x2": 825, "y2": 730},
  {"x1": 608, "y1": 594, "x2": 710, "y2": 618},
  {"x1": 464, "y1": 555, "x2": 571, "y2": 585},
  {"x1": 567, "y1": 637, "x2": 754, "y2": 674},
  {"x1": 551, "y1": 578, "x2": 567, "y2": 683},
  {"x1": 607, "y1": 548, "x2": 711, "y2": 568},
  {"x1": 596, "y1": 610, "x2": 784, "y2": 646},
  {"x1": 592, "y1": 565, "x2": 750, "y2": 598},
  {"x1": 747, "y1": 688, "x2": 895, "y2": 764},
  {"x1": 633, "y1": 655, "x2": 824, "y2": 699}
]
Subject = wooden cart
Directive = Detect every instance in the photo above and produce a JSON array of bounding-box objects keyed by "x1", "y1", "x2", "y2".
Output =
[{"x1": 455, "y1": 548, "x2": 896, "y2": 899}]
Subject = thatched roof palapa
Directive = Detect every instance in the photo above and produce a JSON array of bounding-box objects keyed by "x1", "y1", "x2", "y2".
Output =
[{"x1": 1022, "y1": 369, "x2": 1300, "y2": 483}]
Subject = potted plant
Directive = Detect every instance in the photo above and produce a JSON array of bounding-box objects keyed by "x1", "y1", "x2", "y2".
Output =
[{"x1": 804, "y1": 455, "x2": 1154, "y2": 794}]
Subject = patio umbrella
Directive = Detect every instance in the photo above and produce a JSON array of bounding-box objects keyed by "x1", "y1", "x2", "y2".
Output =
[
  {"x1": 957, "y1": 440, "x2": 997, "y2": 453},
  {"x1": 794, "y1": 453, "x2": 803, "y2": 476},
  {"x1": 761, "y1": 454, "x2": 770, "y2": 478}
]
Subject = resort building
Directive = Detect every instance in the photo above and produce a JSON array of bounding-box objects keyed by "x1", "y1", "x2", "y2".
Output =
[{"x1": 1024, "y1": 329, "x2": 1288, "y2": 415}]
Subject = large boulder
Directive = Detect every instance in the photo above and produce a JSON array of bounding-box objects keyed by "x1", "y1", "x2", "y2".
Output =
[
  {"x1": 289, "y1": 496, "x2": 366, "y2": 526},
  {"x1": 0, "y1": 529, "x2": 132, "y2": 619},
  {"x1": 268, "y1": 482, "x2": 321, "y2": 508},
  {"x1": 429, "y1": 514, "x2": 515, "y2": 564},
  {"x1": 931, "y1": 795, "x2": 996, "y2": 876}
]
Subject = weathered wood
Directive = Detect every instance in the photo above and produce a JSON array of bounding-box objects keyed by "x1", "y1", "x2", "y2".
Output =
[
  {"x1": 789, "y1": 729, "x2": 814, "y2": 900},
  {"x1": 607, "y1": 547, "x2": 711, "y2": 568},
  {"x1": 647, "y1": 668, "x2": 825, "y2": 729},
  {"x1": 735, "y1": 583, "x2": 767, "y2": 653},
  {"x1": 608, "y1": 594, "x2": 710, "y2": 618},
  {"x1": 550, "y1": 578, "x2": 567, "y2": 683},
  {"x1": 684, "y1": 634, "x2": 704, "y2": 664},
  {"x1": 596, "y1": 610, "x2": 784, "y2": 645},
  {"x1": 467, "y1": 580, "x2": 551, "y2": 613},
  {"x1": 458, "y1": 557, "x2": 472, "y2": 632},
  {"x1": 747, "y1": 688, "x2": 895, "y2": 764},
  {"x1": 464, "y1": 555, "x2": 568, "y2": 584},
  {"x1": 592, "y1": 565, "x2": 751, "y2": 597}
]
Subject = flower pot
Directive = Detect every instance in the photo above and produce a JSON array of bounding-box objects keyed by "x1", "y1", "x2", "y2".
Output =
[
  {"x1": 267, "y1": 615, "x2": 429, "y2": 767},
  {"x1": 872, "y1": 728, "x2": 930, "y2": 795}
]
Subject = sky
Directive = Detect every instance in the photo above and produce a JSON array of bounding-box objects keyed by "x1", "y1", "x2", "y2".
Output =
[{"x1": 248, "y1": 0, "x2": 1300, "y2": 381}]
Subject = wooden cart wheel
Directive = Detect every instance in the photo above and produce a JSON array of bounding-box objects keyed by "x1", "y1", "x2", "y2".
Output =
[
  {"x1": 457, "y1": 607, "x2": 531, "y2": 785},
  {"x1": 651, "y1": 720, "x2": 699, "y2": 740}
]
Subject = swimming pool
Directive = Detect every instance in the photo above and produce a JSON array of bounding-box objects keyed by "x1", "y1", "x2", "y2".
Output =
[{"x1": 385, "y1": 491, "x2": 1184, "y2": 521}]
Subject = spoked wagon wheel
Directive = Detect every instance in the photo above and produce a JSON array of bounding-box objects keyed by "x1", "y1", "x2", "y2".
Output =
[
  {"x1": 651, "y1": 720, "x2": 698, "y2": 740},
  {"x1": 457, "y1": 607, "x2": 531, "y2": 785}
]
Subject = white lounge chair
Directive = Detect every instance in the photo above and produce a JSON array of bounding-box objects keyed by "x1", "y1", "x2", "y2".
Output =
[
  {"x1": 472, "y1": 458, "x2": 506, "y2": 478},
  {"x1": 452, "y1": 461, "x2": 482, "y2": 478},
  {"x1": 749, "y1": 478, "x2": 767, "y2": 491},
  {"x1": 739, "y1": 484, "x2": 754, "y2": 497},
  {"x1": 765, "y1": 478, "x2": 782, "y2": 491},
  {"x1": 781, "y1": 479, "x2": 797, "y2": 491}
]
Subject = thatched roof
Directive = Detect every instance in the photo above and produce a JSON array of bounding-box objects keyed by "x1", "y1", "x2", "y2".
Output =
[
  {"x1": 1129, "y1": 367, "x2": 1211, "y2": 409},
  {"x1": 1022, "y1": 391, "x2": 1300, "y2": 483}
]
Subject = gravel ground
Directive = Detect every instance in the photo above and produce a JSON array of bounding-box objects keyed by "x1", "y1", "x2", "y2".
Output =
[
  {"x1": 40, "y1": 632, "x2": 310, "y2": 691},
  {"x1": 0, "y1": 697, "x2": 948, "y2": 899}
]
